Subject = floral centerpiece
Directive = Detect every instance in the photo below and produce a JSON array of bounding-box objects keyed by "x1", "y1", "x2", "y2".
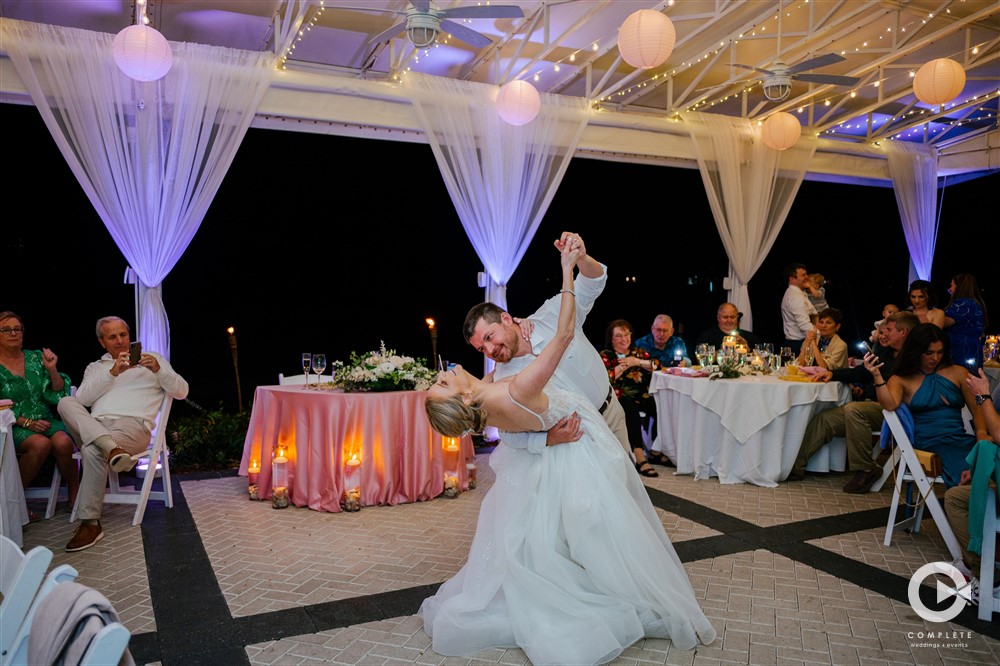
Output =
[
  {"x1": 332, "y1": 342, "x2": 437, "y2": 392},
  {"x1": 708, "y1": 353, "x2": 771, "y2": 380}
]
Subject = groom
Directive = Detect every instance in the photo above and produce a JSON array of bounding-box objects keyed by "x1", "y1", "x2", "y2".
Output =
[{"x1": 462, "y1": 232, "x2": 631, "y2": 456}]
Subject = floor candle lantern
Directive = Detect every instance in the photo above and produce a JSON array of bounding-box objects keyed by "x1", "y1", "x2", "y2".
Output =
[
  {"x1": 443, "y1": 437, "x2": 461, "y2": 498},
  {"x1": 248, "y1": 458, "x2": 260, "y2": 501},
  {"x1": 342, "y1": 453, "x2": 362, "y2": 512},
  {"x1": 466, "y1": 462, "x2": 477, "y2": 490},
  {"x1": 272, "y1": 447, "x2": 290, "y2": 509}
]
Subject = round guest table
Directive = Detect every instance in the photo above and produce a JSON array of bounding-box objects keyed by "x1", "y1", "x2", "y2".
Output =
[{"x1": 239, "y1": 386, "x2": 474, "y2": 512}]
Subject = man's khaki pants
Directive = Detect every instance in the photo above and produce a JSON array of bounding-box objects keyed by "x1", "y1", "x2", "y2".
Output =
[
  {"x1": 58, "y1": 397, "x2": 150, "y2": 521},
  {"x1": 794, "y1": 400, "x2": 884, "y2": 476}
]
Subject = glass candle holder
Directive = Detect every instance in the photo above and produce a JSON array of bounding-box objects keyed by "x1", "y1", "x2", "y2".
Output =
[
  {"x1": 342, "y1": 454, "x2": 362, "y2": 512},
  {"x1": 466, "y1": 462, "x2": 477, "y2": 490},
  {"x1": 272, "y1": 447, "x2": 290, "y2": 509}
]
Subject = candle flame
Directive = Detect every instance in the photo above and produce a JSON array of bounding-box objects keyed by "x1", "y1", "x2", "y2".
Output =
[
  {"x1": 351, "y1": 453, "x2": 358, "y2": 462},
  {"x1": 426, "y1": 318, "x2": 435, "y2": 329},
  {"x1": 227, "y1": 326, "x2": 235, "y2": 334}
]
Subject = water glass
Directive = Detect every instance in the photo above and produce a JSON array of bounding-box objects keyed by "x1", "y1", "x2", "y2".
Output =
[{"x1": 312, "y1": 353, "x2": 327, "y2": 387}]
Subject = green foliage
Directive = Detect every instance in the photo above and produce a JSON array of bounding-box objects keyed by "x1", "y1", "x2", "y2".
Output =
[{"x1": 168, "y1": 405, "x2": 250, "y2": 473}]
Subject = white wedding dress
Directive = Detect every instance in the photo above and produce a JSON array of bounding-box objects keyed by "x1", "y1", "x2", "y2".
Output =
[{"x1": 420, "y1": 386, "x2": 717, "y2": 665}]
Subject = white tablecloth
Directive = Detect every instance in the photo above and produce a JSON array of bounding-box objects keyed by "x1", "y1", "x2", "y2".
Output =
[
  {"x1": 0, "y1": 409, "x2": 29, "y2": 547},
  {"x1": 650, "y1": 373, "x2": 851, "y2": 487}
]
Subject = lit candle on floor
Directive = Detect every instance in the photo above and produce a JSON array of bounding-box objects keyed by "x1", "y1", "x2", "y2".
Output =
[
  {"x1": 343, "y1": 453, "x2": 362, "y2": 512},
  {"x1": 272, "y1": 447, "x2": 289, "y2": 509}
]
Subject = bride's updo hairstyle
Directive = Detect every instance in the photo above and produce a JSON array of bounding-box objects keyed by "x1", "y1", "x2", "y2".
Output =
[{"x1": 425, "y1": 395, "x2": 488, "y2": 438}]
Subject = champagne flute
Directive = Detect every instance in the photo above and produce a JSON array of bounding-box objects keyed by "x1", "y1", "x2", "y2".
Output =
[
  {"x1": 301, "y1": 352, "x2": 312, "y2": 388},
  {"x1": 312, "y1": 353, "x2": 327, "y2": 387}
]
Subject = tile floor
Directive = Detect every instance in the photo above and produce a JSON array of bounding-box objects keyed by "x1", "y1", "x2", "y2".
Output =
[{"x1": 20, "y1": 449, "x2": 1000, "y2": 665}]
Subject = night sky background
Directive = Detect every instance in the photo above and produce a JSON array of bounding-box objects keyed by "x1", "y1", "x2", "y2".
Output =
[{"x1": 5, "y1": 102, "x2": 997, "y2": 417}]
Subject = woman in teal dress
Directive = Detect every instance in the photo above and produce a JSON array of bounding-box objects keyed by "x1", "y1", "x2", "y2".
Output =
[
  {"x1": 0, "y1": 311, "x2": 78, "y2": 514},
  {"x1": 864, "y1": 323, "x2": 986, "y2": 487},
  {"x1": 943, "y1": 273, "x2": 988, "y2": 370}
]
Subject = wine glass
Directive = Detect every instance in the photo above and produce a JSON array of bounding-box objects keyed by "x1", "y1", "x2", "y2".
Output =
[
  {"x1": 695, "y1": 344, "x2": 714, "y2": 368},
  {"x1": 312, "y1": 353, "x2": 327, "y2": 387},
  {"x1": 779, "y1": 347, "x2": 793, "y2": 367},
  {"x1": 301, "y1": 353, "x2": 312, "y2": 388}
]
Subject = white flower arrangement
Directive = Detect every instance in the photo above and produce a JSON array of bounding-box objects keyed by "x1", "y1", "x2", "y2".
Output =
[{"x1": 332, "y1": 341, "x2": 437, "y2": 392}]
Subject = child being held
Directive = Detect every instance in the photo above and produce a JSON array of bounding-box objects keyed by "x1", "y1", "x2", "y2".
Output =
[
  {"x1": 805, "y1": 273, "x2": 829, "y2": 323},
  {"x1": 870, "y1": 303, "x2": 899, "y2": 342}
]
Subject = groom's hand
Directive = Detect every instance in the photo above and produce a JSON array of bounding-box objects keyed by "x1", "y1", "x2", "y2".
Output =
[
  {"x1": 546, "y1": 412, "x2": 583, "y2": 446},
  {"x1": 554, "y1": 232, "x2": 586, "y2": 259}
]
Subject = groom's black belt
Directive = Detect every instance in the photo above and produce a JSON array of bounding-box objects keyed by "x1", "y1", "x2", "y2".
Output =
[{"x1": 598, "y1": 386, "x2": 614, "y2": 415}]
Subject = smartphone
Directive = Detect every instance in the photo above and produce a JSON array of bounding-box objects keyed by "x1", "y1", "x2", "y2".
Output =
[
  {"x1": 858, "y1": 341, "x2": 875, "y2": 358},
  {"x1": 129, "y1": 341, "x2": 142, "y2": 366}
]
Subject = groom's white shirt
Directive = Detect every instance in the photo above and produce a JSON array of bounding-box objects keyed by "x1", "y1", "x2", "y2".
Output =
[{"x1": 493, "y1": 263, "x2": 612, "y2": 455}]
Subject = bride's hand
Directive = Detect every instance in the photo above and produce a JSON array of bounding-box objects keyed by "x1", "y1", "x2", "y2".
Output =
[
  {"x1": 560, "y1": 240, "x2": 581, "y2": 271},
  {"x1": 512, "y1": 317, "x2": 534, "y2": 342}
]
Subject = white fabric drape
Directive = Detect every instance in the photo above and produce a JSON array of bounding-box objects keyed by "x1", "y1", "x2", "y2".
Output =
[
  {"x1": 885, "y1": 141, "x2": 940, "y2": 285},
  {"x1": 407, "y1": 73, "x2": 590, "y2": 311},
  {"x1": 685, "y1": 112, "x2": 816, "y2": 331},
  {"x1": 3, "y1": 19, "x2": 274, "y2": 358}
]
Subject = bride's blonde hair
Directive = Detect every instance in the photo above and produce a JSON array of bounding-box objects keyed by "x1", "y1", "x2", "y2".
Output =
[{"x1": 425, "y1": 395, "x2": 488, "y2": 437}]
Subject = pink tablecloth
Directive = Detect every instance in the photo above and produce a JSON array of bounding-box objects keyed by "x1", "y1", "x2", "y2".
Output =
[{"x1": 239, "y1": 386, "x2": 474, "y2": 512}]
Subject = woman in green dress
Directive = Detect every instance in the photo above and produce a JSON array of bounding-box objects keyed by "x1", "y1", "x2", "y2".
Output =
[{"x1": 0, "y1": 311, "x2": 78, "y2": 515}]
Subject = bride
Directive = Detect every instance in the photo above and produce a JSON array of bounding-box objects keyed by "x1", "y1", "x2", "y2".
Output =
[{"x1": 422, "y1": 239, "x2": 717, "y2": 665}]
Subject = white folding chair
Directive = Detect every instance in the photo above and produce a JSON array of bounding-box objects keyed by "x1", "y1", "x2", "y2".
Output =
[
  {"x1": 0, "y1": 537, "x2": 51, "y2": 663},
  {"x1": 69, "y1": 395, "x2": 174, "y2": 527},
  {"x1": 21, "y1": 386, "x2": 76, "y2": 519},
  {"x1": 278, "y1": 373, "x2": 309, "y2": 385},
  {"x1": 978, "y1": 490, "x2": 999, "y2": 620},
  {"x1": 3, "y1": 551, "x2": 77, "y2": 666},
  {"x1": 882, "y1": 410, "x2": 963, "y2": 561}
]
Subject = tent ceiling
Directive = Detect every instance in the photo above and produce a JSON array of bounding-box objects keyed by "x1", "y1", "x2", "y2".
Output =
[{"x1": 2, "y1": 0, "x2": 998, "y2": 181}]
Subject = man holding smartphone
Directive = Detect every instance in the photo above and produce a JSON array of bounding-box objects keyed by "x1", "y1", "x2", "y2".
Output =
[
  {"x1": 58, "y1": 316, "x2": 188, "y2": 552},
  {"x1": 788, "y1": 311, "x2": 919, "y2": 491}
]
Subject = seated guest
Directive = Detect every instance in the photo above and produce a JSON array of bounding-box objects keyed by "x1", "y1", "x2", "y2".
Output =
[
  {"x1": 695, "y1": 303, "x2": 760, "y2": 351},
  {"x1": 797, "y1": 308, "x2": 848, "y2": 370},
  {"x1": 635, "y1": 314, "x2": 690, "y2": 367},
  {"x1": 806, "y1": 273, "x2": 829, "y2": 313},
  {"x1": 789, "y1": 311, "x2": 919, "y2": 486},
  {"x1": 908, "y1": 279, "x2": 945, "y2": 327},
  {"x1": 870, "y1": 303, "x2": 900, "y2": 343},
  {"x1": 0, "y1": 311, "x2": 79, "y2": 518},
  {"x1": 945, "y1": 369, "x2": 999, "y2": 591},
  {"x1": 863, "y1": 323, "x2": 986, "y2": 488},
  {"x1": 58, "y1": 316, "x2": 188, "y2": 552},
  {"x1": 599, "y1": 319, "x2": 659, "y2": 477}
]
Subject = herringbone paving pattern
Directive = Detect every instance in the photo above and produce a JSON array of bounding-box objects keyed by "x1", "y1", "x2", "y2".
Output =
[{"x1": 21, "y1": 449, "x2": 1000, "y2": 665}]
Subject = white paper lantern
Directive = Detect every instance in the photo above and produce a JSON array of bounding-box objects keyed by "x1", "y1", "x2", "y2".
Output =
[
  {"x1": 913, "y1": 58, "x2": 966, "y2": 106},
  {"x1": 761, "y1": 112, "x2": 801, "y2": 151},
  {"x1": 617, "y1": 10, "x2": 676, "y2": 70},
  {"x1": 112, "y1": 25, "x2": 173, "y2": 82},
  {"x1": 496, "y1": 80, "x2": 541, "y2": 126}
]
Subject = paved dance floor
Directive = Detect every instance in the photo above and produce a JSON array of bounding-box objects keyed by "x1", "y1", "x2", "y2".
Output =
[{"x1": 21, "y1": 447, "x2": 1000, "y2": 665}]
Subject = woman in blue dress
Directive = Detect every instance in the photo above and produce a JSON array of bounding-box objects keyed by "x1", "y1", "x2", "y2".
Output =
[
  {"x1": 863, "y1": 323, "x2": 987, "y2": 487},
  {"x1": 943, "y1": 273, "x2": 988, "y2": 370}
]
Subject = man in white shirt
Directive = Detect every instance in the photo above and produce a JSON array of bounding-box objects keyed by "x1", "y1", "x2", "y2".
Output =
[
  {"x1": 780, "y1": 262, "x2": 817, "y2": 354},
  {"x1": 58, "y1": 316, "x2": 188, "y2": 552},
  {"x1": 463, "y1": 233, "x2": 630, "y2": 457}
]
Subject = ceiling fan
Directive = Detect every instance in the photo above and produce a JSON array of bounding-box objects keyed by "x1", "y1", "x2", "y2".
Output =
[
  {"x1": 731, "y1": 1, "x2": 859, "y2": 102},
  {"x1": 367, "y1": 1, "x2": 525, "y2": 50},
  {"x1": 732, "y1": 53, "x2": 861, "y2": 101}
]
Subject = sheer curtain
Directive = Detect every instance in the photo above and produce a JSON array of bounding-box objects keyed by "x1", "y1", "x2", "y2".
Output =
[
  {"x1": 886, "y1": 141, "x2": 940, "y2": 285},
  {"x1": 407, "y1": 73, "x2": 589, "y2": 311},
  {"x1": 3, "y1": 19, "x2": 275, "y2": 358},
  {"x1": 685, "y1": 112, "x2": 816, "y2": 331}
]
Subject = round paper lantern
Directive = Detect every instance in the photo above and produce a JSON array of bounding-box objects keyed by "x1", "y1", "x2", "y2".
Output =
[
  {"x1": 112, "y1": 24, "x2": 173, "y2": 82},
  {"x1": 496, "y1": 80, "x2": 541, "y2": 126},
  {"x1": 761, "y1": 112, "x2": 801, "y2": 151},
  {"x1": 617, "y1": 10, "x2": 676, "y2": 70},
  {"x1": 913, "y1": 58, "x2": 965, "y2": 106}
]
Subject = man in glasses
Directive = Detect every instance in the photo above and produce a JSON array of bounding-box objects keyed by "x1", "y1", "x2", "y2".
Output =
[
  {"x1": 57, "y1": 316, "x2": 188, "y2": 552},
  {"x1": 635, "y1": 314, "x2": 690, "y2": 368}
]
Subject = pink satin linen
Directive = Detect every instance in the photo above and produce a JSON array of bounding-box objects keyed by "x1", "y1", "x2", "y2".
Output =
[{"x1": 239, "y1": 386, "x2": 474, "y2": 512}]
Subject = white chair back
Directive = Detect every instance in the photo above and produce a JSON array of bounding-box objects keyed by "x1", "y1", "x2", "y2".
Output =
[
  {"x1": 0, "y1": 537, "x2": 51, "y2": 663},
  {"x1": 278, "y1": 373, "x2": 309, "y2": 385},
  {"x1": 881, "y1": 410, "x2": 963, "y2": 561},
  {"x1": 4, "y1": 559, "x2": 78, "y2": 666}
]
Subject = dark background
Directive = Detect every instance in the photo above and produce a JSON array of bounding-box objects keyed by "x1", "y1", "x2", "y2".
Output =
[{"x1": 5, "y1": 102, "x2": 996, "y2": 415}]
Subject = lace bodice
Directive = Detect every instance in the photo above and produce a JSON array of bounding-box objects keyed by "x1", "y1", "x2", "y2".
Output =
[{"x1": 506, "y1": 386, "x2": 593, "y2": 431}]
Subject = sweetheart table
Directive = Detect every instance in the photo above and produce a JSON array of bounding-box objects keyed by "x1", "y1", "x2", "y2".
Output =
[
  {"x1": 239, "y1": 386, "x2": 474, "y2": 513},
  {"x1": 650, "y1": 373, "x2": 850, "y2": 487}
]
